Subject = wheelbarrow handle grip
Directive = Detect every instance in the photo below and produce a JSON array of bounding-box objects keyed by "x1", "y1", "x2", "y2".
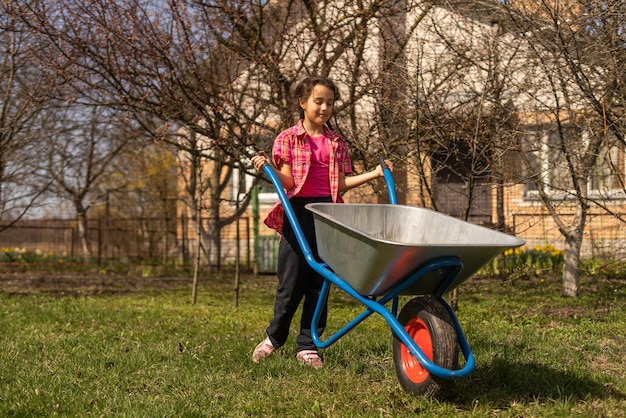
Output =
[
  {"x1": 379, "y1": 156, "x2": 397, "y2": 204},
  {"x1": 379, "y1": 156, "x2": 389, "y2": 170}
]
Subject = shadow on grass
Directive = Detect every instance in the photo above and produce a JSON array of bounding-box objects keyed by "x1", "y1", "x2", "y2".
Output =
[{"x1": 448, "y1": 357, "x2": 625, "y2": 406}]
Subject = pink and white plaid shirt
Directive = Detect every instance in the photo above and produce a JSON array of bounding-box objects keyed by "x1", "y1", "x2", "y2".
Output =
[{"x1": 264, "y1": 120, "x2": 352, "y2": 235}]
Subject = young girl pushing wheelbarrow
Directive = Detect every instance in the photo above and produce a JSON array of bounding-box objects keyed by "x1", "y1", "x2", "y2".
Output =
[{"x1": 251, "y1": 75, "x2": 392, "y2": 368}]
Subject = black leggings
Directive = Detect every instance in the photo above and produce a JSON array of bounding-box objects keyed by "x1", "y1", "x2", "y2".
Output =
[{"x1": 265, "y1": 196, "x2": 332, "y2": 352}]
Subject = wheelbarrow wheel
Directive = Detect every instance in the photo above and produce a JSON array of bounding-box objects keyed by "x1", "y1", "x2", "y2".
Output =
[{"x1": 392, "y1": 296, "x2": 459, "y2": 397}]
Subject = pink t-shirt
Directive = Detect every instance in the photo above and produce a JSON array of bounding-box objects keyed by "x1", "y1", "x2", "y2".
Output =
[
  {"x1": 297, "y1": 134, "x2": 331, "y2": 197},
  {"x1": 264, "y1": 120, "x2": 353, "y2": 235}
]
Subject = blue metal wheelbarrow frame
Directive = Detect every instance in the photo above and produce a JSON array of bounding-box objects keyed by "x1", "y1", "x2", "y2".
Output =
[{"x1": 261, "y1": 162, "x2": 521, "y2": 381}]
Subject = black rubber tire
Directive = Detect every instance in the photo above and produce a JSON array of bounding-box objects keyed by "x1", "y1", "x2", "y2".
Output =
[{"x1": 392, "y1": 296, "x2": 459, "y2": 397}]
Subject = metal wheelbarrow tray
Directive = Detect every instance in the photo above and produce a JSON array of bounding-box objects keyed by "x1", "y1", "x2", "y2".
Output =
[{"x1": 306, "y1": 203, "x2": 524, "y2": 297}]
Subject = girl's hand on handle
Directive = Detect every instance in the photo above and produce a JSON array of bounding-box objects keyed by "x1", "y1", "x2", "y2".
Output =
[
  {"x1": 252, "y1": 151, "x2": 270, "y2": 172},
  {"x1": 376, "y1": 159, "x2": 393, "y2": 177},
  {"x1": 340, "y1": 158, "x2": 393, "y2": 192}
]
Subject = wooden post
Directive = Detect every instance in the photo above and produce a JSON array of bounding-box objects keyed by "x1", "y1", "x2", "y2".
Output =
[{"x1": 234, "y1": 197, "x2": 240, "y2": 308}]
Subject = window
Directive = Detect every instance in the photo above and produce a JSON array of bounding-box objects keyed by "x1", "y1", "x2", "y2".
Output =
[
  {"x1": 230, "y1": 164, "x2": 277, "y2": 206},
  {"x1": 591, "y1": 142, "x2": 626, "y2": 196},
  {"x1": 545, "y1": 131, "x2": 575, "y2": 194},
  {"x1": 230, "y1": 135, "x2": 279, "y2": 205},
  {"x1": 522, "y1": 128, "x2": 626, "y2": 200}
]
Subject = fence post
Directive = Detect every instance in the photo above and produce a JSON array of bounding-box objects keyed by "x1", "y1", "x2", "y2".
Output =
[
  {"x1": 70, "y1": 226, "x2": 75, "y2": 258},
  {"x1": 234, "y1": 198, "x2": 240, "y2": 308},
  {"x1": 97, "y1": 217, "x2": 102, "y2": 265},
  {"x1": 245, "y1": 217, "x2": 250, "y2": 268},
  {"x1": 252, "y1": 185, "x2": 259, "y2": 274},
  {"x1": 181, "y1": 214, "x2": 187, "y2": 264}
]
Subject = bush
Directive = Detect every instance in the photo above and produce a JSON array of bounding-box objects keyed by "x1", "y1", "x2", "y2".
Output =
[{"x1": 482, "y1": 244, "x2": 565, "y2": 277}]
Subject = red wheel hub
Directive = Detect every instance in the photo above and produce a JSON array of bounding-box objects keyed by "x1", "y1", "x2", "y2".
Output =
[{"x1": 400, "y1": 318, "x2": 433, "y2": 384}]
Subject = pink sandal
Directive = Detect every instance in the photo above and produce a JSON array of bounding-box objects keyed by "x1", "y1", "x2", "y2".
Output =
[
  {"x1": 296, "y1": 350, "x2": 324, "y2": 369},
  {"x1": 252, "y1": 337, "x2": 275, "y2": 362}
]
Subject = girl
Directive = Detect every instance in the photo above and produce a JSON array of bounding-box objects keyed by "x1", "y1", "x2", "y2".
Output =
[{"x1": 251, "y1": 75, "x2": 392, "y2": 368}]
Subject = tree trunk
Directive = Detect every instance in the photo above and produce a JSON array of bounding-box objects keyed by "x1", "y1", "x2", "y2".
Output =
[
  {"x1": 76, "y1": 209, "x2": 93, "y2": 259},
  {"x1": 207, "y1": 159, "x2": 222, "y2": 271},
  {"x1": 562, "y1": 232, "x2": 582, "y2": 297},
  {"x1": 192, "y1": 188, "x2": 202, "y2": 305},
  {"x1": 208, "y1": 215, "x2": 220, "y2": 270}
]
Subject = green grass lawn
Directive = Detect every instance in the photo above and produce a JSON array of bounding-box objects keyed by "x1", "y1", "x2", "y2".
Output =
[{"x1": 1, "y1": 271, "x2": 625, "y2": 417}]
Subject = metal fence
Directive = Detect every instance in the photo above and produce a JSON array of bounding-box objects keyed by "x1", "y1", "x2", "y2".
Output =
[
  {"x1": 1, "y1": 211, "x2": 624, "y2": 269},
  {"x1": 0, "y1": 216, "x2": 255, "y2": 268},
  {"x1": 512, "y1": 212, "x2": 626, "y2": 260}
]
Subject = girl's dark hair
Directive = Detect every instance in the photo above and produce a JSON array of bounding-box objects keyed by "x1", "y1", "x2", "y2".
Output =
[{"x1": 294, "y1": 76, "x2": 340, "y2": 120}]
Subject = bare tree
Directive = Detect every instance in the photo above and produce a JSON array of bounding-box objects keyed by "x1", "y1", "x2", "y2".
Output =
[
  {"x1": 10, "y1": 0, "x2": 431, "y2": 266},
  {"x1": 505, "y1": 0, "x2": 626, "y2": 296},
  {"x1": 385, "y1": 4, "x2": 526, "y2": 308},
  {"x1": 397, "y1": 0, "x2": 624, "y2": 299},
  {"x1": 88, "y1": 141, "x2": 179, "y2": 262},
  {"x1": 0, "y1": 5, "x2": 57, "y2": 224},
  {"x1": 98, "y1": 142, "x2": 178, "y2": 221},
  {"x1": 10, "y1": 0, "x2": 257, "y2": 266},
  {"x1": 204, "y1": 1, "x2": 425, "y2": 175},
  {"x1": 41, "y1": 104, "x2": 138, "y2": 258}
]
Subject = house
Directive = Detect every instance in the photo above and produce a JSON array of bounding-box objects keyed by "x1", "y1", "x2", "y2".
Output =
[{"x1": 178, "y1": 0, "x2": 625, "y2": 270}]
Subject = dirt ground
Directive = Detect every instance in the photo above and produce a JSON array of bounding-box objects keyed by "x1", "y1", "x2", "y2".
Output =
[
  {"x1": 0, "y1": 262, "x2": 258, "y2": 297},
  {"x1": 0, "y1": 270, "x2": 194, "y2": 297}
]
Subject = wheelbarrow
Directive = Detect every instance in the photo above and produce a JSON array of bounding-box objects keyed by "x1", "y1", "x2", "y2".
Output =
[{"x1": 260, "y1": 160, "x2": 524, "y2": 397}]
